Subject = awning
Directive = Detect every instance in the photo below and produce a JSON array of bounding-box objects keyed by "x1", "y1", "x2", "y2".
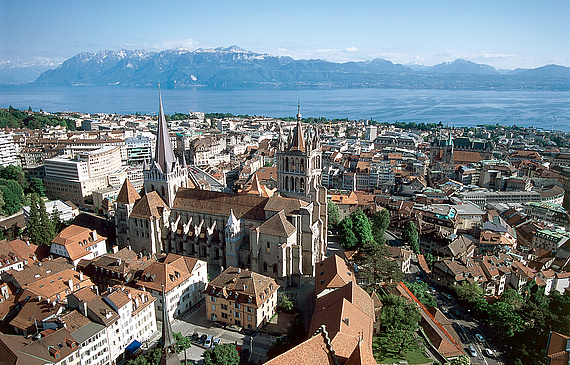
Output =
[{"x1": 126, "y1": 340, "x2": 142, "y2": 354}]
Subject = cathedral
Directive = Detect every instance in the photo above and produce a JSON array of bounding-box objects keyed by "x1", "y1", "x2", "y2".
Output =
[{"x1": 115, "y1": 95, "x2": 327, "y2": 285}]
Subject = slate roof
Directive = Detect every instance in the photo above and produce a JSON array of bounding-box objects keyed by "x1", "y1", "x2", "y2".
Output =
[
  {"x1": 172, "y1": 187, "x2": 268, "y2": 221},
  {"x1": 257, "y1": 211, "x2": 296, "y2": 237},
  {"x1": 130, "y1": 191, "x2": 169, "y2": 220}
]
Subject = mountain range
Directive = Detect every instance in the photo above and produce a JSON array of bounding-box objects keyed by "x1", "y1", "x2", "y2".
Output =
[{"x1": 3, "y1": 46, "x2": 570, "y2": 90}]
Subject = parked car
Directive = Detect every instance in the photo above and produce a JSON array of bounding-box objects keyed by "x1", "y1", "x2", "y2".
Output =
[
  {"x1": 213, "y1": 337, "x2": 221, "y2": 347},
  {"x1": 191, "y1": 332, "x2": 199, "y2": 341},
  {"x1": 468, "y1": 345, "x2": 477, "y2": 357},
  {"x1": 443, "y1": 293, "x2": 454, "y2": 300},
  {"x1": 198, "y1": 334, "x2": 207, "y2": 345},
  {"x1": 484, "y1": 348, "x2": 494, "y2": 357},
  {"x1": 475, "y1": 334, "x2": 485, "y2": 343},
  {"x1": 228, "y1": 324, "x2": 242, "y2": 333},
  {"x1": 204, "y1": 335, "x2": 213, "y2": 348}
]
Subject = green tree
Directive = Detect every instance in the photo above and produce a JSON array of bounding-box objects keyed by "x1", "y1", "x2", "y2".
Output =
[
  {"x1": 453, "y1": 281, "x2": 484, "y2": 303},
  {"x1": 51, "y1": 208, "x2": 65, "y2": 233},
  {"x1": 277, "y1": 292, "x2": 296, "y2": 313},
  {"x1": 203, "y1": 343, "x2": 240, "y2": 365},
  {"x1": 424, "y1": 252, "x2": 436, "y2": 267},
  {"x1": 371, "y1": 209, "x2": 390, "y2": 239},
  {"x1": 402, "y1": 221, "x2": 419, "y2": 254},
  {"x1": 29, "y1": 177, "x2": 46, "y2": 197},
  {"x1": 449, "y1": 355, "x2": 470, "y2": 365},
  {"x1": 338, "y1": 215, "x2": 358, "y2": 250},
  {"x1": 0, "y1": 185, "x2": 20, "y2": 215},
  {"x1": 350, "y1": 209, "x2": 374, "y2": 246},
  {"x1": 407, "y1": 281, "x2": 437, "y2": 308},
  {"x1": 36, "y1": 197, "x2": 56, "y2": 246},
  {"x1": 0, "y1": 165, "x2": 27, "y2": 189},
  {"x1": 380, "y1": 293, "x2": 421, "y2": 355},
  {"x1": 354, "y1": 241, "x2": 404, "y2": 288},
  {"x1": 327, "y1": 198, "x2": 340, "y2": 227},
  {"x1": 27, "y1": 194, "x2": 41, "y2": 245},
  {"x1": 173, "y1": 331, "x2": 192, "y2": 353}
]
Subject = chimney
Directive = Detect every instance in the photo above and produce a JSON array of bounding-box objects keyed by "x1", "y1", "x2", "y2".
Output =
[
  {"x1": 37, "y1": 296, "x2": 42, "y2": 302},
  {"x1": 79, "y1": 272, "x2": 84, "y2": 281},
  {"x1": 68, "y1": 279, "x2": 74, "y2": 292},
  {"x1": 91, "y1": 230, "x2": 98, "y2": 241},
  {"x1": 81, "y1": 301, "x2": 88, "y2": 316}
]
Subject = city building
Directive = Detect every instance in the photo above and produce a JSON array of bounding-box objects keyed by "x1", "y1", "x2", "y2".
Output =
[
  {"x1": 50, "y1": 225, "x2": 107, "y2": 266},
  {"x1": 204, "y1": 266, "x2": 278, "y2": 329},
  {"x1": 44, "y1": 146, "x2": 124, "y2": 206},
  {"x1": 136, "y1": 253, "x2": 207, "y2": 322}
]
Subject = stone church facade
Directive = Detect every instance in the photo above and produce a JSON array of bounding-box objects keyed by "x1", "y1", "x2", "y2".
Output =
[{"x1": 116, "y1": 96, "x2": 327, "y2": 285}]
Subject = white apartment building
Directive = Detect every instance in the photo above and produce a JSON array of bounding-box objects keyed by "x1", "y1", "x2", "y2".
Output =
[
  {"x1": 68, "y1": 285, "x2": 157, "y2": 364},
  {"x1": 50, "y1": 225, "x2": 107, "y2": 266},
  {"x1": 137, "y1": 254, "x2": 208, "y2": 322},
  {"x1": 22, "y1": 199, "x2": 78, "y2": 223},
  {"x1": 44, "y1": 146, "x2": 124, "y2": 206},
  {"x1": 70, "y1": 322, "x2": 111, "y2": 365},
  {"x1": 0, "y1": 131, "x2": 19, "y2": 167}
]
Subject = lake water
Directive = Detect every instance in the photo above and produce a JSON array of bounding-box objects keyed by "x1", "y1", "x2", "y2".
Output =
[{"x1": 1, "y1": 86, "x2": 569, "y2": 131}]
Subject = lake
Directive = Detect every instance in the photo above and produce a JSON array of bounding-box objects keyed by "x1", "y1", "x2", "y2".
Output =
[{"x1": 1, "y1": 86, "x2": 569, "y2": 131}]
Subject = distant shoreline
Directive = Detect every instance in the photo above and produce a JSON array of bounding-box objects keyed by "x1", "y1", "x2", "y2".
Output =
[{"x1": 1, "y1": 85, "x2": 569, "y2": 132}]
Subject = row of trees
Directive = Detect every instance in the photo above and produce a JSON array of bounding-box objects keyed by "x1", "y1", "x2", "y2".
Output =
[
  {"x1": 1, "y1": 106, "x2": 76, "y2": 130},
  {"x1": 453, "y1": 279, "x2": 570, "y2": 365},
  {"x1": 27, "y1": 193, "x2": 65, "y2": 246}
]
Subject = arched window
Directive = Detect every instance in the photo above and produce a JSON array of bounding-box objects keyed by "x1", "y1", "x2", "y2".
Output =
[
  {"x1": 300, "y1": 159, "x2": 305, "y2": 173},
  {"x1": 161, "y1": 186, "x2": 165, "y2": 197},
  {"x1": 295, "y1": 158, "x2": 299, "y2": 173},
  {"x1": 151, "y1": 184, "x2": 155, "y2": 192},
  {"x1": 263, "y1": 262, "x2": 268, "y2": 272},
  {"x1": 273, "y1": 264, "x2": 278, "y2": 274},
  {"x1": 300, "y1": 178, "x2": 305, "y2": 193},
  {"x1": 266, "y1": 242, "x2": 271, "y2": 254},
  {"x1": 285, "y1": 157, "x2": 289, "y2": 172},
  {"x1": 285, "y1": 176, "x2": 289, "y2": 191}
]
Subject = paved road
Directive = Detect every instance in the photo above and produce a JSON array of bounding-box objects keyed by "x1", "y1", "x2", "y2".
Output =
[
  {"x1": 434, "y1": 292, "x2": 504, "y2": 365},
  {"x1": 170, "y1": 301, "x2": 276, "y2": 364}
]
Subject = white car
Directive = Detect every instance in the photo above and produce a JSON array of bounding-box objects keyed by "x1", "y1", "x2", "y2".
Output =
[
  {"x1": 484, "y1": 348, "x2": 494, "y2": 357},
  {"x1": 204, "y1": 335, "x2": 213, "y2": 348}
]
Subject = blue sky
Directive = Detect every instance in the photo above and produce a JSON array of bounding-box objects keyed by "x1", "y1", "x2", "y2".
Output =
[{"x1": 1, "y1": 0, "x2": 569, "y2": 69}]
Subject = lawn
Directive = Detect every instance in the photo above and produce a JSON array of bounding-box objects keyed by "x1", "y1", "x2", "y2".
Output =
[{"x1": 373, "y1": 332, "x2": 433, "y2": 365}]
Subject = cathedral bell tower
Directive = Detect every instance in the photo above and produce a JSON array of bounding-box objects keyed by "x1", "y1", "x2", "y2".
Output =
[
  {"x1": 276, "y1": 104, "x2": 323, "y2": 200},
  {"x1": 144, "y1": 90, "x2": 189, "y2": 207}
]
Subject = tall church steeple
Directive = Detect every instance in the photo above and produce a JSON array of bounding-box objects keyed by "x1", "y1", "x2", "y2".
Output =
[
  {"x1": 155, "y1": 88, "x2": 177, "y2": 174},
  {"x1": 159, "y1": 285, "x2": 180, "y2": 365},
  {"x1": 144, "y1": 89, "x2": 189, "y2": 207}
]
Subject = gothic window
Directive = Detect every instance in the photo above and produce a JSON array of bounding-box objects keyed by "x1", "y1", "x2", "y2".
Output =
[
  {"x1": 263, "y1": 262, "x2": 268, "y2": 272},
  {"x1": 266, "y1": 242, "x2": 270, "y2": 254},
  {"x1": 285, "y1": 176, "x2": 289, "y2": 191},
  {"x1": 161, "y1": 186, "x2": 165, "y2": 197},
  {"x1": 151, "y1": 184, "x2": 155, "y2": 192},
  {"x1": 285, "y1": 157, "x2": 289, "y2": 172},
  {"x1": 294, "y1": 177, "x2": 299, "y2": 192},
  {"x1": 272, "y1": 264, "x2": 278, "y2": 274},
  {"x1": 301, "y1": 159, "x2": 305, "y2": 173},
  {"x1": 295, "y1": 158, "x2": 299, "y2": 173},
  {"x1": 300, "y1": 178, "x2": 305, "y2": 193}
]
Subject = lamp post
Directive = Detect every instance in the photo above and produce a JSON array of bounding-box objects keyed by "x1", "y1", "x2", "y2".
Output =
[{"x1": 249, "y1": 335, "x2": 253, "y2": 363}]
